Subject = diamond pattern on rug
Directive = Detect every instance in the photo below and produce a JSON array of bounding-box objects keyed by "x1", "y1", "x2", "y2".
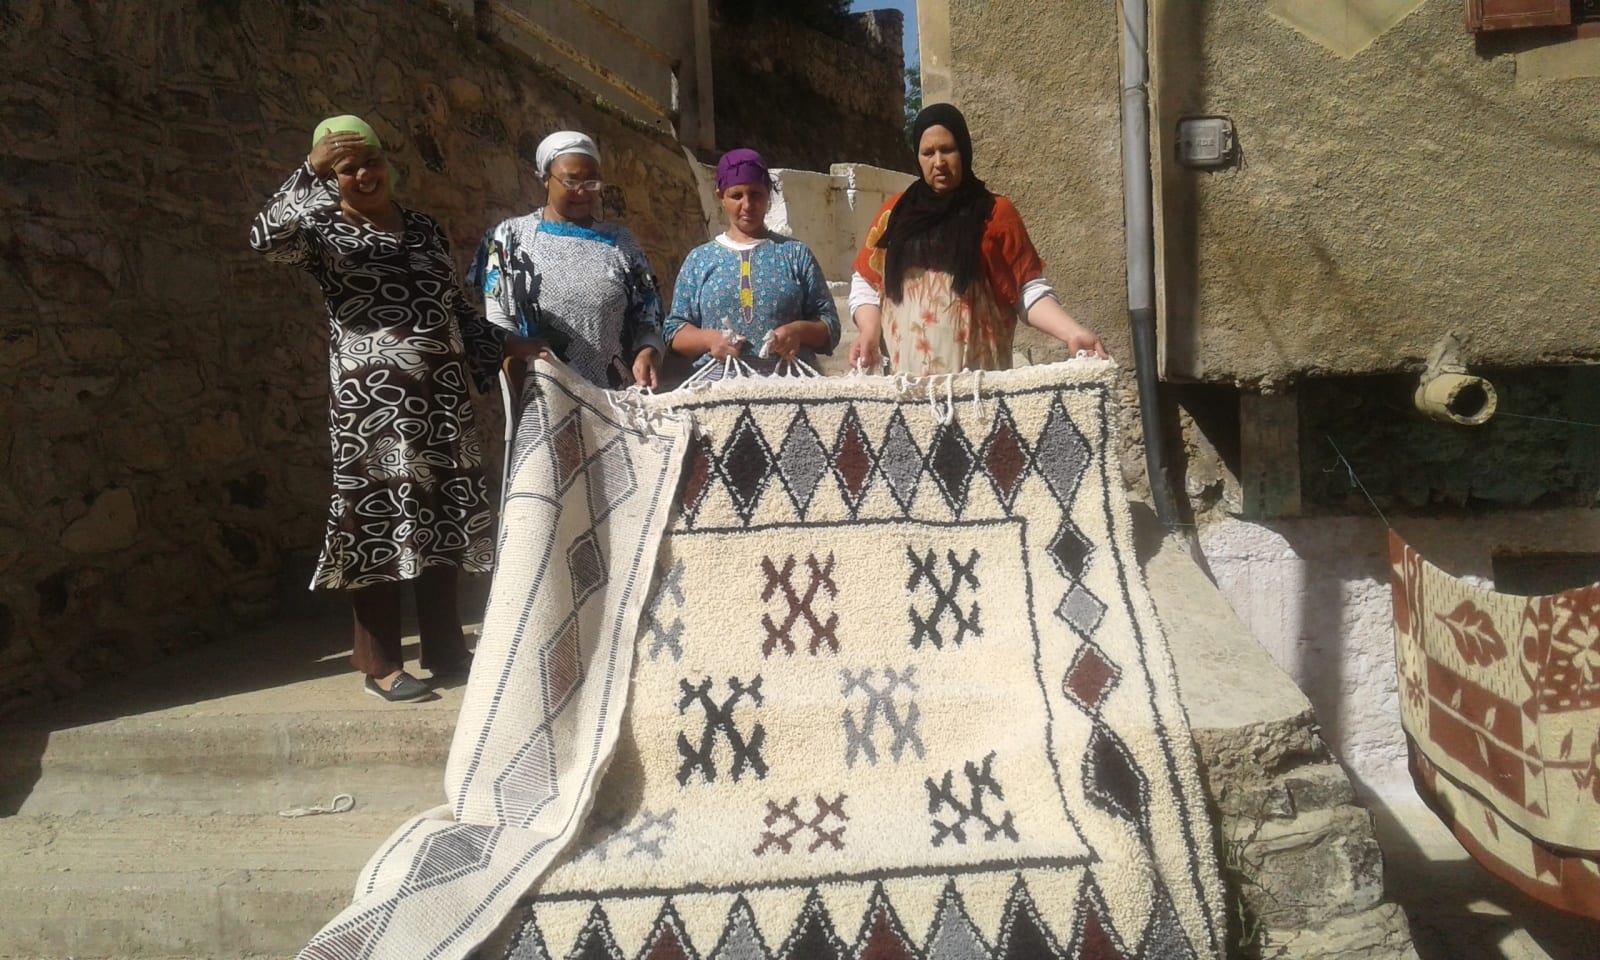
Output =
[
  {"x1": 710, "y1": 897, "x2": 771, "y2": 960},
  {"x1": 568, "y1": 530, "x2": 606, "y2": 609},
  {"x1": 995, "y1": 877, "x2": 1065, "y2": 960},
  {"x1": 926, "y1": 421, "x2": 978, "y2": 516},
  {"x1": 568, "y1": 904, "x2": 625, "y2": 960},
  {"x1": 778, "y1": 409, "x2": 829, "y2": 516},
  {"x1": 878, "y1": 408, "x2": 924, "y2": 511},
  {"x1": 1067, "y1": 874, "x2": 1131, "y2": 959},
  {"x1": 1062, "y1": 640, "x2": 1121, "y2": 715},
  {"x1": 493, "y1": 725, "x2": 556, "y2": 825},
  {"x1": 830, "y1": 406, "x2": 877, "y2": 514},
  {"x1": 852, "y1": 885, "x2": 918, "y2": 960},
  {"x1": 542, "y1": 614, "x2": 582, "y2": 710},
  {"x1": 978, "y1": 401, "x2": 1031, "y2": 512},
  {"x1": 402, "y1": 825, "x2": 502, "y2": 894},
  {"x1": 1032, "y1": 394, "x2": 1091, "y2": 506},
  {"x1": 640, "y1": 903, "x2": 697, "y2": 960},
  {"x1": 1084, "y1": 722, "x2": 1152, "y2": 842},
  {"x1": 719, "y1": 407, "x2": 778, "y2": 523},
  {"x1": 584, "y1": 437, "x2": 638, "y2": 525},
  {"x1": 777, "y1": 890, "x2": 848, "y2": 960},
  {"x1": 681, "y1": 432, "x2": 717, "y2": 524},
  {"x1": 1047, "y1": 521, "x2": 1093, "y2": 582},
  {"x1": 1056, "y1": 582, "x2": 1107, "y2": 641}
]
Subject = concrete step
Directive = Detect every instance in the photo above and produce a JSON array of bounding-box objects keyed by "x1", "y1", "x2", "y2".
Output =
[
  {"x1": 0, "y1": 812, "x2": 395, "y2": 959},
  {"x1": 2, "y1": 710, "x2": 453, "y2": 817},
  {"x1": 1, "y1": 614, "x2": 467, "y2": 819}
]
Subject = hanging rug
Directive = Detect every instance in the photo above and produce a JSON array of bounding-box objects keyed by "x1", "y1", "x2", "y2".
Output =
[{"x1": 298, "y1": 360, "x2": 1226, "y2": 960}]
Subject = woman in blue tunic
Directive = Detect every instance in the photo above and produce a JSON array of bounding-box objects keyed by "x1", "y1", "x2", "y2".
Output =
[{"x1": 665, "y1": 149, "x2": 839, "y2": 375}]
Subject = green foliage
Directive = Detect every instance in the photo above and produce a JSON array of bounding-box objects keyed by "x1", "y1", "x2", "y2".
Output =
[{"x1": 903, "y1": 64, "x2": 922, "y2": 150}]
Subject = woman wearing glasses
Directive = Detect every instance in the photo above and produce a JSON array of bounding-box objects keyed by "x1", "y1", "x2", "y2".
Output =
[{"x1": 470, "y1": 131, "x2": 664, "y2": 389}]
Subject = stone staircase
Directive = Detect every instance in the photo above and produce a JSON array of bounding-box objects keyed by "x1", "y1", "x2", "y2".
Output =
[
  {"x1": 0, "y1": 615, "x2": 466, "y2": 959},
  {"x1": 0, "y1": 516, "x2": 1429, "y2": 960}
]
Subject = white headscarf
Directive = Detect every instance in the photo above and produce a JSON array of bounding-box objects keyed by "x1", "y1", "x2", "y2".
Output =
[{"x1": 535, "y1": 131, "x2": 601, "y2": 177}]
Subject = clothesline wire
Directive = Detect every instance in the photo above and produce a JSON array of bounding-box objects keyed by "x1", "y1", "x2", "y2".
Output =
[
  {"x1": 1323, "y1": 434, "x2": 1391, "y2": 530},
  {"x1": 1491, "y1": 411, "x2": 1600, "y2": 429}
]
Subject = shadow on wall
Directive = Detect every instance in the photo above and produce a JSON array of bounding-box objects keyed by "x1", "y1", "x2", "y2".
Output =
[{"x1": 0, "y1": 0, "x2": 706, "y2": 714}]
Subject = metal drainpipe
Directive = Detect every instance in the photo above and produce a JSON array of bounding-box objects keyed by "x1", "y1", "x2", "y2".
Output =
[{"x1": 1119, "y1": 0, "x2": 1179, "y2": 526}]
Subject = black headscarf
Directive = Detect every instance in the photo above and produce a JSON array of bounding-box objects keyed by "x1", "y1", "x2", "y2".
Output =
[{"x1": 876, "y1": 103, "x2": 996, "y2": 302}]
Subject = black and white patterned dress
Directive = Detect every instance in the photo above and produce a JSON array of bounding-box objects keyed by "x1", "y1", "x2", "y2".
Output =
[{"x1": 250, "y1": 162, "x2": 503, "y2": 590}]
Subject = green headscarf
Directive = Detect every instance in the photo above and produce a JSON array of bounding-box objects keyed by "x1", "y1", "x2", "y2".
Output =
[
  {"x1": 312, "y1": 114, "x2": 380, "y2": 151},
  {"x1": 310, "y1": 115, "x2": 398, "y2": 190}
]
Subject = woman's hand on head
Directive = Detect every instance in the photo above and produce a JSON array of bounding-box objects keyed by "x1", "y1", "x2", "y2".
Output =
[
  {"x1": 309, "y1": 132, "x2": 369, "y2": 179},
  {"x1": 632, "y1": 347, "x2": 660, "y2": 390}
]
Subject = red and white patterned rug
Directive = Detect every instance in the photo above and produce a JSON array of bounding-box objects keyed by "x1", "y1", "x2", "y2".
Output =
[{"x1": 1391, "y1": 531, "x2": 1600, "y2": 920}]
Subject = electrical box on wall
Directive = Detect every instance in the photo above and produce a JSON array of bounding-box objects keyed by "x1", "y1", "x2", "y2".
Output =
[{"x1": 1176, "y1": 117, "x2": 1236, "y2": 169}]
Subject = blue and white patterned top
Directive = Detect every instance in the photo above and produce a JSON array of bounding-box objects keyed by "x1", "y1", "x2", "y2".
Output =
[
  {"x1": 665, "y1": 234, "x2": 840, "y2": 371},
  {"x1": 470, "y1": 209, "x2": 665, "y2": 389}
]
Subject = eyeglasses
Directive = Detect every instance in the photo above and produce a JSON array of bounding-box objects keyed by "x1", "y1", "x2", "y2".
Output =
[{"x1": 554, "y1": 178, "x2": 604, "y2": 193}]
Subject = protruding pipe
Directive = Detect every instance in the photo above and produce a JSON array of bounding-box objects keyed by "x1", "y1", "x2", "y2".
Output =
[{"x1": 1415, "y1": 372, "x2": 1497, "y2": 426}]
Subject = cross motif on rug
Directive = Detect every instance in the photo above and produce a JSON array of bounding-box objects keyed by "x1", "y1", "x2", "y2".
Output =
[
  {"x1": 760, "y1": 553, "x2": 840, "y2": 656},
  {"x1": 643, "y1": 559, "x2": 685, "y2": 662},
  {"x1": 907, "y1": 547, "x2": 983, "y2": 649},
  {"x1": 675, "y1": 676, "x2": 768, "y2": 785},
  {"x1": 926, "y1": 751, "x2": 1019, "y2": 847},
  {"x1": 840, "y1": 667, "x2": 925, "y2": 767},
  {"x1": 753, "y1": 794, "x2": 849, "y2": 855}
]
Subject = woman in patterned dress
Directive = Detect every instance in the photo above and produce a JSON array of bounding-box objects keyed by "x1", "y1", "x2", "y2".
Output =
[
  {"x1": 848, "y1": 103, "x2": 1107, "y2": 376},
  {"x1": 665, "y1": 148, "x2": 839, "y2": 376},
  {"x1": 470, "y1": 131, "x2": 664, "y2": 390},
  {"x1": 251, "y1": 115, "x2": 502, "y2": 703}
]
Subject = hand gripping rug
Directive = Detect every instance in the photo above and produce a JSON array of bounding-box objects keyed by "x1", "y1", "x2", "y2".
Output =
[
  {"x1": 297, "y1": 360, "x2": 1226, "y2": 960},
  {"x1": 1390, "y1": 531, "x2": 1600, "y2": 919}
]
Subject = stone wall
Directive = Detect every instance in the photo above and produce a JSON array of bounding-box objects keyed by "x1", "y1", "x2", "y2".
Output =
[
  {"x1": 712, "y1": 9, "x2": 909, "y2": 173},
  {"x1": 0, "y1": 0, "x2": 705, "y2": 712}
]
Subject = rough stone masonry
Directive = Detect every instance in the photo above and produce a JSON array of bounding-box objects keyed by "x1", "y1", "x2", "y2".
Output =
[{"x1": 0, "y1": 0, "x2": 706, "y2": 711}]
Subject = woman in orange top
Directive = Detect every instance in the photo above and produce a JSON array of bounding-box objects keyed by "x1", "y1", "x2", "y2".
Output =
[{"x1": 849, "y1": 103, "x2": 1106, "y2": 375}]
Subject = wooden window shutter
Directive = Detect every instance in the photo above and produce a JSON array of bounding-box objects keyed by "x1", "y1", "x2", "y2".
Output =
[{"x1": 1467, "y1": 0, "x2": 1575, "y2": 31}]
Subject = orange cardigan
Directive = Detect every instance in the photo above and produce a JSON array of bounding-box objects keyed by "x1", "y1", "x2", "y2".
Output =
[{"x1": 850, "y1": 193, "x2": 1045, "y2": 310}]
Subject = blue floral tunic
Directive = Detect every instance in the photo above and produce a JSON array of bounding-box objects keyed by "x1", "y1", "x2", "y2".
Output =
[{"x1": 665, "y1": 234, "x2": 840, "y2": 372}]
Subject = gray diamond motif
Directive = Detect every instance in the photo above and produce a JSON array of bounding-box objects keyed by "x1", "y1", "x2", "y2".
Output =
[
  {"x1": 1055, "y1": 582, "x2": 1106, "y2": 639},
  {"x1": 1033, "y1": 395, "x2": 1091, "y2": 507},
  {"x1": 568, "y1": 530, "x2": 606, "y2": 609},
  {"x1": 584, "y1": 436, "x2": 638, "y2": 525},
  {"x1": 494, "y1": 724, "x2": 557, "y2": 826},
  {"x1": 403, "y1": 824, "x2": 502, "y2": 893},
  {"x1": 778, "y1": 409, "x2": 828, "y2": 515},
  {"x1": 878, "y1": 409, "x2": 923, "y2": 511}
]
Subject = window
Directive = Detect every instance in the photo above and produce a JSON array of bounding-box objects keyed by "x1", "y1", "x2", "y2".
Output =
[{"x1": 1467, "y1": 0, "x2": 1600, "y2": 32}]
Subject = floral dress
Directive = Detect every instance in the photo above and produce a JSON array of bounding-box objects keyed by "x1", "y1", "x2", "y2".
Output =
[
  {"x1": 852, "y1": 194, "x2": 1046, "y2": 376},
  {"x1": 664, "y1": 233, "x2": 840, "y2": 374},
  {"x1": 250, "y1": 162, "x2": 502, "y2": 590}
]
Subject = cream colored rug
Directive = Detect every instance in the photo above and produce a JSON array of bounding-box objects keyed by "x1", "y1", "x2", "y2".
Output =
[{"x1": 299, "y1": 361, "x2": 1225, "y2": 960}]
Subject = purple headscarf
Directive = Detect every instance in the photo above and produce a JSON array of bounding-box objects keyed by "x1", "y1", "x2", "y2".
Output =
[{"x1": 715, "y1": 148, "x2": 771, "y2": 192}]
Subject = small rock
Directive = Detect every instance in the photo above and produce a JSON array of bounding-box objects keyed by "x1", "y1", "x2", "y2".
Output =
[{"x1": 60, "y1": 488, "x2": 139, "y2": 554}]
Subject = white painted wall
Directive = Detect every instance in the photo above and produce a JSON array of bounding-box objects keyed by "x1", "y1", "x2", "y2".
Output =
[
  {"x1": 690, "y1": 160, "x2": 913, "y2": 281},
  {"x1": 1198, "y1": 509, "x2": 1600, "y2": 802}
]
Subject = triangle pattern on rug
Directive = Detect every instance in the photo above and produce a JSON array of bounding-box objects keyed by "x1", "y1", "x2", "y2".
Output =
[
  {"x1": 709, "y1": 896, "x2": 772, "y2": 960},
  {"x1": 776, "y1": 889, "x2": 848, "y2": 960},
  {"x1": 1067, "y1": 873, "x2": 1133, "y2": 960}
]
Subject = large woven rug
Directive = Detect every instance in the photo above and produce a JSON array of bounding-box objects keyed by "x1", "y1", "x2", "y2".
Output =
[
  {"x1": 299, "y1": 361, "x2": 1225, "y2": 960},
  {"x1": 1390, "y1": 531, "x2": 1600, "y2": 919}
]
